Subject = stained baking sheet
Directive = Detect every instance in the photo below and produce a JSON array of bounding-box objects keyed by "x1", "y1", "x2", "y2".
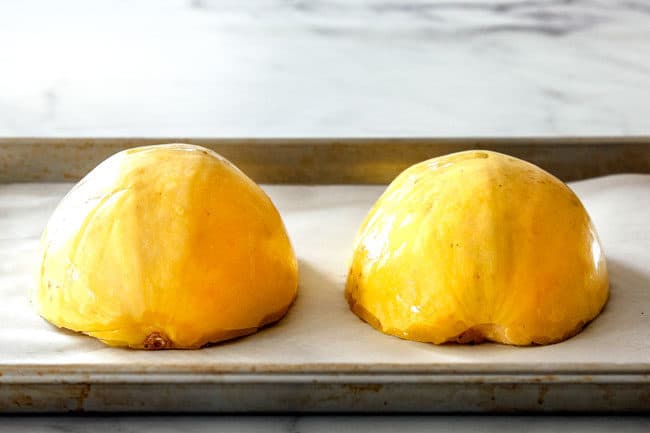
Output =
[{"x1": 0, "y1": 165, "x2": 649, "y2": 411}]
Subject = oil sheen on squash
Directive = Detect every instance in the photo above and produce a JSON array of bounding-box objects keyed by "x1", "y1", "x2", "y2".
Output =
[
  {"x1": 35, "y1": 144, "x2": 298, "y2": 349},
  {"x1": 346, "y1": 151, "x2": 608, "y2": 346}
]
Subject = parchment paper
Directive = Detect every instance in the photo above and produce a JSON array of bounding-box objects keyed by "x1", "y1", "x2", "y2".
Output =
[{"x1": 0, "y1": 175, "x2": 648, "y2": 374}]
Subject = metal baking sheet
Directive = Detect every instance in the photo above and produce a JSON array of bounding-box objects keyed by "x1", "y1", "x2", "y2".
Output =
[
  {"x1": 2, "y1": 137, "x2": 650, "y2": 184},
  {"x1": 0, "y1": 138, "x2": 649, "y2": 413}
]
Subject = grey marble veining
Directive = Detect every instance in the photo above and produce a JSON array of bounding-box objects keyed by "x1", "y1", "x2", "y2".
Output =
[{"x1": 0, "y1": 0, "x2": 649, "y2": 137}]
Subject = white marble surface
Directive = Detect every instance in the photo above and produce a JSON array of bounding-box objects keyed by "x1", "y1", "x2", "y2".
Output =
[{"x1": 1, "y1": 0, "x2": 650, "y2": 137}]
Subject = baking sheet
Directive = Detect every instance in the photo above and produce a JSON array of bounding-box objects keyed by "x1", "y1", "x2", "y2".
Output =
[
  {"x1": 0, "y1": 175, "x2": 648, "y2": 377},
  {"x1": 3, "y1": 137, "x2": 650, "y2": 184}
]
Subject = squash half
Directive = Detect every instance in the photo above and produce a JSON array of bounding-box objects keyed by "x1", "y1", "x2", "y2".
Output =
[
  {"x1": 346, "y1": 151, "x2": 608, "y2": 345},
  {"x1": 36, "y1": 144, "x2": 298, "y2": 349}
]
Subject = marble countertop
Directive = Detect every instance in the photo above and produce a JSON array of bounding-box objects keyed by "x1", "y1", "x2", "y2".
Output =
[
  {"x1": 1, "y1": 0, "x2": 649, "y2": 429},
  {"x1": 1, "y1": 0, "x2": 649, "y2": 137}
]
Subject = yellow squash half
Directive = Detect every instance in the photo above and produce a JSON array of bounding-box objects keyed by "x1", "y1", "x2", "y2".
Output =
[
  {"x1": 36, "y1": 144, "x2": 298, "y2": 349},
  {"x1": 346, "y1": 151, "x2": 608, "y2": 345}
]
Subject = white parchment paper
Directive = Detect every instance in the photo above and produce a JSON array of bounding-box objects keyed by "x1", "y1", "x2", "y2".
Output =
[{"x1": 0, "y1": 175, "x2": 648, "y2": 374}]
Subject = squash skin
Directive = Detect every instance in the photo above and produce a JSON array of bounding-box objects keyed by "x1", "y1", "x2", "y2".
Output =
[
  {"x1": 36, "y1": 144, "x2": 298, "y2": 349},
  {"x1": 346, "y1": 151, "x2": 608, "y2": 346}
]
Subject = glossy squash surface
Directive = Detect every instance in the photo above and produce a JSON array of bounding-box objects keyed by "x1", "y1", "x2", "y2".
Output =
[
  {"x1": 36, "y1": 144, "x2": 298, "y2": 349},
  {"x1": 346, "y1": 151, "x2": 608, "y2": 345}
]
